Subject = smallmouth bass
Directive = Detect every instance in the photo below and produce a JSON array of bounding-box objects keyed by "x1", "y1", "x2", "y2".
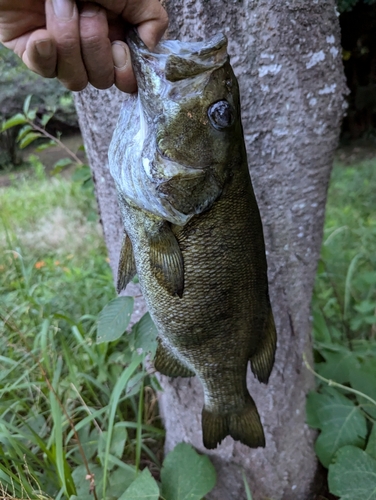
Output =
[{"x1": 108, "y1": 31, "x2": 277, "y2": 449}]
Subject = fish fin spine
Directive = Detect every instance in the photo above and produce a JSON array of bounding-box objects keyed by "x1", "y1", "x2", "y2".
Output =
[
  {"x1": 154, "y1": 341, "x2": 195, "y2": 378},
  {"x1": 202, "y1": 395, "x2": 265, "y2": 449},
  {"x1": 250, "y1": 306, "x2": 277, "y2": 384},
  {"x1": 149, "y1": 224, "x2": 184, "y2": 297},
  {"x1": 117, "y1": 232, "x2": 136, "y2": 293}
]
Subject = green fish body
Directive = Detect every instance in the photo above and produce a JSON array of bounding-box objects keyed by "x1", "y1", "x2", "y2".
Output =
[{"x1": 108, "y1": 31, "x2": 276, "y2": 449}]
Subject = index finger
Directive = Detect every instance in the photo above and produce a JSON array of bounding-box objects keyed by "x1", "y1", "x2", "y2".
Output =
[{"x1": 80, "y1": 0, "x2": 168, "y2": 49}]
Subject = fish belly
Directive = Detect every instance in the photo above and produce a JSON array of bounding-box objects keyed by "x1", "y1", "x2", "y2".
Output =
[{"x1": 120, "y1": 166, "x2": 276, "y2": 448}]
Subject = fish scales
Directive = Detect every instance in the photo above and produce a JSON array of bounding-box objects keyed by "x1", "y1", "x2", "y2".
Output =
[{"x1": 109, "y1": 30, "x2": 277, "y2": 449}]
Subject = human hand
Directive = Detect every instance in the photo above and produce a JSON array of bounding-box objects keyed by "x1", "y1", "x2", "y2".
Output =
[{"x1": 0, "y1": 0, "x2": 168, "y2": 92}]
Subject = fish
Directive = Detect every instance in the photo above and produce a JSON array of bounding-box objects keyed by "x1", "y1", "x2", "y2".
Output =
[{"x1": 108, "y1": 30, "x2": 277, "y2": 449}]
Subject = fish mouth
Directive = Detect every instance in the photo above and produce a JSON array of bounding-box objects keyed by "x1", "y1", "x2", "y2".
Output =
[
  {"x1": 126, "y1": 28, "x2": 228, "y2": 83},
  {"x1": 155, "y1": 147, "x2": 210, "y2": 171},
  {"x1": 146, "y1": 152, "x2": 222, "y2": 218},
  {"x1": 156, "y1": 146, "x2": 172, "y2": 161},
  {"x1": 147, "y1": 150, "x2": 208, "y2": 183}
]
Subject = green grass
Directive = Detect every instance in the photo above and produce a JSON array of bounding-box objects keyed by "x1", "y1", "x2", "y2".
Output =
[
  {"x1": 0, "y1": 155, "x2": 375, "y2": 499},
  {"x1": 309, "y1": 158, "x2": 376, "y2": 500},
  {"x1": 313, "y1": 158, "x2": 376, "y2": 344},
  {"x1": 0, "y1": 174, "x2": 164, "y2": 500}
]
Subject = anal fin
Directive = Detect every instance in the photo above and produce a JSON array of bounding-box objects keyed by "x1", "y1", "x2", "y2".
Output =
[
  {"x1": 202, "y1": 395, "x2": 265, "y2": 449},
  {"x1": 117, "y1": 232, "x2": 136, "y2": 293},
  {"x1": 250, "y1": 306, "x2": 277, "y2": 384},
  {"x1": 149, "y1": 224, "x2": 184, "y2": 298},
  {"x1": 154, "y1": 341, "x2": 194, "y2": 378}
]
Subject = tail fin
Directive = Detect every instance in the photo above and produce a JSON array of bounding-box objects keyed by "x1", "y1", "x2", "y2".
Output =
[
  {"x1": 202, "y1": 397, "x2": 265, "y2": 449},
  {"x1": 250, "y1": 307, "x2": 277, "y2": 384}
]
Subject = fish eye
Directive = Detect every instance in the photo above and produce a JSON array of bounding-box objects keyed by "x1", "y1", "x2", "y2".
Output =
[{"x1": 207, "y1": 100, "x2": 235, "y2": 130}]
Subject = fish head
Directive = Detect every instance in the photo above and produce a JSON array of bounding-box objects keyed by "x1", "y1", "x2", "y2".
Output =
[
  {"x1": 109, "y1": 31, "x2": 244, "y2": 225},
  {"x1": 128, "y1": 30, "x2": 242, "y2": 171}
]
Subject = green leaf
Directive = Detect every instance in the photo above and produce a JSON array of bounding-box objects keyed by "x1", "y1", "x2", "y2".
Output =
[
  {"x1": 349, "y1": 360, "x2": 376, "y2": 419},
  {"x1": 19, "y1": 414, "x2": 48, "y2": 440},
  {"x1": 98, "y1": 424, "x2": 127, "y2": 462},
  {"x1": 354, "y1": 300, "x2": 376, "y2": 314},
  {"x1": 118, "y1": 468, "x2": 159, "y2": 500},
  {"x1": 366, "y1": 425, "x2": 376, "y2": 461},
  {"x1": 1, "y1": 113, "x2": 27, "y2": 131},
  {"x1": 23, "y1": 94, "x2": 32, "y2": 115},
  {"x1": 126, "y1": 371, "x2": 145, "y2": 398},
  {"x1": 72, "y1": 464, "x2": 104, "y2": 497},
  {"x1": 312, "y1": 387, "x2": 367, "y2": 467},
  {"x1": 328, "y1": 445, "x2": 376, "y2": 499},
  {"x1": 364, "y1": 272, "x2": 376, "y2": 285},
  {"x1": 35, "y1": 140, "x2": 57, "y2": 152},
  {"x1": 19, "y1": 132, "x2": 43, "y2": 149},
  {"x1": 40, "y1": 112, "x2": 53, "y2": 127},
  {"x1": 161, "y1": 443, "x2": 216, "y2": 500},
  {"x1": 306, "y1": 391, "x2": 326, "y2": 429},
  {"x1": 129, "y1": 313, "x2": 158, "y2": 357},
  {"x1": 27, "y1": 108, "x2": 37, "y2": 121},
  {"x1": 72, "y1": 165, "x2": 91, "y2": 182},
  {"x1": 344, "y1": 253, "x2": 363, "y2": 320},
  {"x1": 96, "y1": 297, "x2": 134, "y2": 344},
  {"x1": 316, "y1": 347, "x2": 358, "y2": 385},
  {"x1": 76, "y1": 427, "x2": 98, "y2": 461},
  {"x1": 312, "y1": 309, "x2": 332, "y2": 343},
  {"x1": 51, "y1": 158, "x2": 73, "y2": 175},
  {"x1": 16, "y1": 124, "x2": 33, "y2": 142},
  {"x1": 107, "y1": 467, "x2": 136, "y2": 498}
]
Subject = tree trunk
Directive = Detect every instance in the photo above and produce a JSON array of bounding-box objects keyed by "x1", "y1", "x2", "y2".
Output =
[{"x1": 74, "y1": 1, "x2": 346, "y2": 498}]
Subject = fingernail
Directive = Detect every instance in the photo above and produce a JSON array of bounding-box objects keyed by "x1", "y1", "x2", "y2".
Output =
[
  {"x1": 112, "y1": 43, "x2": 128, "y2": 69},
  {"x1": 35, "y1": 39, "x2": 53, "y2": 58},
  {"x1": 52, "y1": 0, "x2": 75, "y2": 19},
  {"x1": 80, "y1": 4, "x2": 101, "y2": 17}
]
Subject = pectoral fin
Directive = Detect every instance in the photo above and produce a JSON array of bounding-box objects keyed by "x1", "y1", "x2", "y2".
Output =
[
  {"x1": 250, "y1": 306, "x2": 277, "y2": 384},
  {"x1": 154, "y1": 341, "x2": 195, "y2": 377},
  {"x1": 149, "y1": 224, "x2": 184, "y2": 298},
  {"x1": 117, "y1": 232, "x2": 136, "y2": 293}
]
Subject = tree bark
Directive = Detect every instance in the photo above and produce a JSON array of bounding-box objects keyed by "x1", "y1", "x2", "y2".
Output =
[{"x1": 74, "y1": 1, "x2": 346, "y2": 498}]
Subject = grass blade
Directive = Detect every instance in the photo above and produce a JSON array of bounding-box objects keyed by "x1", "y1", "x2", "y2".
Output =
[
  {"x1": 242, "y1": 471, "x2": 253, "y2": 500},
  {"x1": 102, "y1": 355, "x2": 143, "y2": 498},
  {"x1": 135, "y1": 379, "x2": 144, "y2": 474}
]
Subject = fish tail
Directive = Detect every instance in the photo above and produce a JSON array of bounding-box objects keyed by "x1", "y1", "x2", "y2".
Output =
[
  {"x1": 202, "y1": 395, "x2": 265, "y2": 449},
  {"x1": 250, "y1": 306, "x2": 277, "y2": 384}
]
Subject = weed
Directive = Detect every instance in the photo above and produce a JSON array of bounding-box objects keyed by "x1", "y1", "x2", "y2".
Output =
[
  {"x1": 309, "y1": 159, "x2": 376, "y2": 499},
  {"x1": 0, "y1": 171, "x2": 216, "y2": 500}
]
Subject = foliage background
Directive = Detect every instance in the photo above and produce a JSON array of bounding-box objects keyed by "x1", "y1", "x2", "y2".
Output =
[{"x1": 1, "y1": 1, "x2": 376, "y2": 498}]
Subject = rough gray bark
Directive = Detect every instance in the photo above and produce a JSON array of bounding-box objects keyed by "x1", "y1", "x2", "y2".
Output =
[{"x1": 74, "y1": 1, "x2": 346, "y2": 498}]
